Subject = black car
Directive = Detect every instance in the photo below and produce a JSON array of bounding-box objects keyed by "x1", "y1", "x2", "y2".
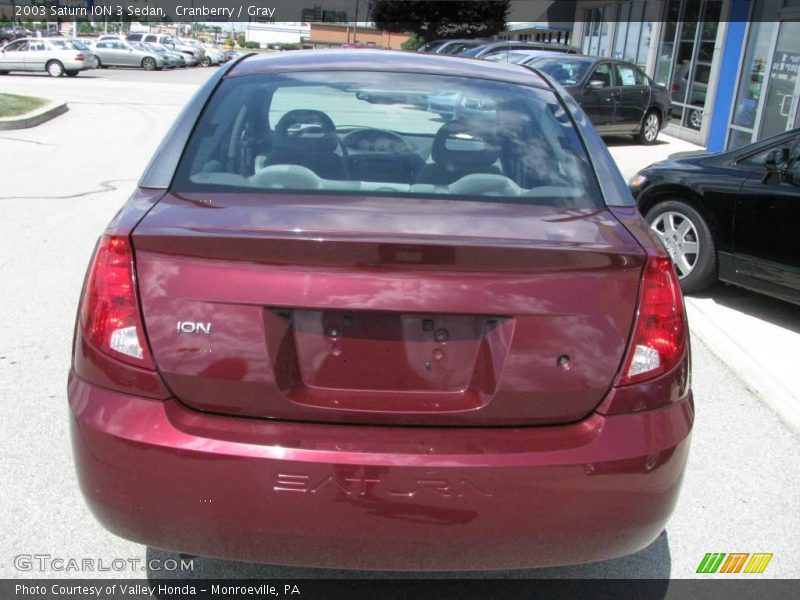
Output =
[
  {"x1": 525, "y1": 55, "x2": 671, "y2": 145},
  {"x1": 630, "y1": 128, "x2": 800, "y2": 305},
  {"x1": 0, "y1": 28, "x2": 26, "y2": 45}
]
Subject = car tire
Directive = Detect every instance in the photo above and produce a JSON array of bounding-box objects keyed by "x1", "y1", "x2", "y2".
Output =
[
  {"x1": 142, "y1": 57, "x2": 156, "y2": 71},
  {"x1": 46, "y1": 60, "x2": 65, "y2": 77},
  {"x1": 645, "y1": 199, "x2": 717, "y2": 294},
  {"x1": 65, "y1": 71, "x2": 79, "y2": 77},
  {"x1": 636, "y1": 110, "x2": 661, "y2": 145},
  {"x1": 0, "y1": 71, "x2": 8, "y2": 75},
  {"x1": 689, "y1": 109, "x2": 703, "y2": 130},
  {"x1": 201, "y1": 56, "x2": 211, "y2": 67}
]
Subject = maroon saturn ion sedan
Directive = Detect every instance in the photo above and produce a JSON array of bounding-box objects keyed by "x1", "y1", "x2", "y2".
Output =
[{"x1": 69, "y1": 50, "x2": 692, "y2": 571}]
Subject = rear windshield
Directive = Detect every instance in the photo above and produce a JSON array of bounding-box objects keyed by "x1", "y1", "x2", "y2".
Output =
[
  {"x1": 172, "y1": 70, "x2": 602, "y2": 208},
  {"x1": 529, "y1": 59, "x2": 592, "y2": 86}
]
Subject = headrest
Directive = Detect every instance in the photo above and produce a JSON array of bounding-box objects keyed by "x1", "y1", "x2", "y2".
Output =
[
  {"x1": 274, "y1": 109, "x2": 338, "y2": 152},
  {"x1": 431, "y1": 120, "x2": 501, "y2": 170}
]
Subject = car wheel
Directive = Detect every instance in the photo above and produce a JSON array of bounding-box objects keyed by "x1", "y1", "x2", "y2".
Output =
[
  {"x1": 646, "y1": 199, "x2": 717, "y2": 294},
  {"x1": 636, "y1": 110, "x2": 661, "y2": 145},
  {"x1": 46, "y1": 60, "x2": 65, "y2": 77},
  {"x1": 65, "y1": 71, "x2": 79, "y2": 77},
  {"x1": 689, "y1": 109, "x2": 703, "y2": 130},
  {"x1": 0, "y1": 70, "x2": 8, "y2": 75},
  {"x1": 142, "y1": 57, "x2": 156, "y2": 71},
  {"x1": 202, "y1": 56, "x2": 211, "y2": 67}
]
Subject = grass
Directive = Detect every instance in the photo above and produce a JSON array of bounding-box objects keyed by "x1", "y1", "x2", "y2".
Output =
[{"x1": 0, "y1": 93, "x2": 49, "y2": 118}]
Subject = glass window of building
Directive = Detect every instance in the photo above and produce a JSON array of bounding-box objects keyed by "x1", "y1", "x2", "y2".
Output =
[
  {"x1": 727, "y1": 0, "x2": 800, "y2": 149},
  {"x1": 585, "y1": 1, "x2": 657, "y2": 70},
  {"x1": 655, "y1": 0, "x2": 721, "y2": 131}
]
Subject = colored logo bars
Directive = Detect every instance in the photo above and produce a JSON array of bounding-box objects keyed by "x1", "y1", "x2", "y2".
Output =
[{"x1": 697, "y1": 553, "x2": 773, "y2": 574}]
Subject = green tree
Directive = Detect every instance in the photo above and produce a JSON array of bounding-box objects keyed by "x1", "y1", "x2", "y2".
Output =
[
  {"x1": 370, "y1": 0, "x2": 510, "y2": 42},
  {"x1": 401, "y1": 32, "x2": 425, "y2": 51}
]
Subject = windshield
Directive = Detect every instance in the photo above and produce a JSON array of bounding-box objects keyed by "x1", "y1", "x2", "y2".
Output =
[
  {"x1": 458, "y1": 45, "x2": 485, "y2": 57},
  {"x1": 173, "y1": 70, "x2": 601, "y2": 208},
  {"x1": 483, "y1": 51, "x2": 535, "y2": 64}
]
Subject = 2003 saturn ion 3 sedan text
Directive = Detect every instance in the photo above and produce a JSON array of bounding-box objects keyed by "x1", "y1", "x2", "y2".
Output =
[{"x1": 69, "y1": 50, "x2": 693, "y2": 571}]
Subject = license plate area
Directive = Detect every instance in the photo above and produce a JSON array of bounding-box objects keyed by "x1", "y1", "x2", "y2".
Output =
[{"x1": 291, "y1": 310, "x2": 487, "y2": 392}]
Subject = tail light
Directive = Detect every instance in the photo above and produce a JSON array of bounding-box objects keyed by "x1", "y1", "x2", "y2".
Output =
[
  {"x1": 79, "y1": 235, "x2": 155, "y2": 369},
  {"x1": 617, "y1": 256, "x2": 686, "y2": 386},
  {"x1": 75, "y1": 53, "x2": 85, "y2": 61}
]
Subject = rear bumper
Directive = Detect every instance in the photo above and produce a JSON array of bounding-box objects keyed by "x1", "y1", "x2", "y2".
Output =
[{"x1": 69, "y1": 373, "x2": 693, "y2": 571}]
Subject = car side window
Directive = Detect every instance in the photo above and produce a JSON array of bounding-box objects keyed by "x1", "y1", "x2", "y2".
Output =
[
  {"x1": 590, "y1": 64, "x2": 613, "y2": 88},
  {"x1": 614, "y1": 64, "x2": 638, "y2": 87},
  {"x1": 4, "y1": 40, "x2": 25, "y2": 52},
  {"x1": 635, "y1": 68, "x2": 649, "y2": 86},
  {"x1": 737, "y1": 140, "x2": 795, "y2": 168},
  {"x1": 144, "y1": 35, "x2": 156, "y2": 42},
  {"x1": 787, "y1": 137, "x2": 800, "y2": 179}
]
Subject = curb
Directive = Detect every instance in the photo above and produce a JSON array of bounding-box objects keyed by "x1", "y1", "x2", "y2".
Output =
[
  {"x1": 0, "y1": 101, "x2": 68, "y2": 130},
  {"x1": 686, "y1": 298, "x2": 800, "y2": 434}
]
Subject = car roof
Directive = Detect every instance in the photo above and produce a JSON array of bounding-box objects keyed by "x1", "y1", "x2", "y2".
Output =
[
  {"x1": 477, "y1": 41, "x2": 575, "y2": 51},
  {"x1": 230, "y1": 49, "x2": 552, "y2": 89}
]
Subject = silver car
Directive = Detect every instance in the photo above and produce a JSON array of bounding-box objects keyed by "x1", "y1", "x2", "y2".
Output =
[
  {"x1": 200, "y1": 43, "x2": 225, "y2": 66},
  {"x1": 93, "y1": 39, "x2": 164, "y2": 71},
  {"x1": 126, "y1": 33, "x2": 203, "y2": 66},
  {"x1": 0, "y1": 37, "x2": 95, "y2": 77},
  {"x1": 140, "y1": 43, "x2": 182, "y2": 69}
]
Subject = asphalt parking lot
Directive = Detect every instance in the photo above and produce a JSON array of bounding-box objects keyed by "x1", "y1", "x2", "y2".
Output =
[{"x1": 1, "y1": 66, "x2": 798, "y2": 579}]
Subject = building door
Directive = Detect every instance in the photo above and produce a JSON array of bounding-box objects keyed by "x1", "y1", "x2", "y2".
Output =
[{"x1": 758, "y1": 21, "x2": 800, "y2": 139}]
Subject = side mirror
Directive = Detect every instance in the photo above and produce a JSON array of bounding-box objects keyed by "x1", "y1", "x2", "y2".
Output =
[
  {"x1": 763, "y1": 148, "x2": 789, "y2": 185},
  {"x1": 588, "y1": 79, "x2": 607, "y2": 90}
]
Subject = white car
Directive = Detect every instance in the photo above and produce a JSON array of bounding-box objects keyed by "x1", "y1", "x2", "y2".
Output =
[{"x1": 0, "y1": 37, "x2": 95, "y2": 77}]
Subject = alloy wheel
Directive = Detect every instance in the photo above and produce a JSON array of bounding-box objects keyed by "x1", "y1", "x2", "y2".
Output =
[
  {"x1": 644, "y1": 113, "x2": 659, "y2": 142},
  {"x1": 649, "y1": 211, "x2": 700, "y2": 278}
]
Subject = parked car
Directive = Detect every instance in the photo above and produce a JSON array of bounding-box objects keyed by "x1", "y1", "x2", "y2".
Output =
[
  {"x1": 144, "y1": 43, "x2": 186, "y2": 68},
  {"x1": 1, "y1": 27, "x2": 33, "y2": 44},
  {"x1": 93, "y1": 39, "x2": 164, "y2": 71},
  {"x1": 670, "y1": 60, "x2": 711, "y2": 130},
  {"x1": 126, "y1": 33, "x2": 204, "y2": 65},
  {"x1": 0, "y1": 37, "x2": 94, "y2": 77},
  {"x1": 482, "y1": 49, "x2": 563, "y2": 64},
  {"x1": 69, "y1": 50, "x2": 692, "y2": 571},
  {"x1": 200, "y1": 42, "x2": 225, "y2": 66},
  {"x1": 459, "y1": 41, "x2": 580, "y2": 58},
  {"x1": 420, "y1": 39, "x2": 489, "y2": 55},
  {"x1": 526, "y1": 55, "x2": 671, "y2": 145},
  {"x1": 630, "y1": 128, "x2": 800, "y2": 303}
]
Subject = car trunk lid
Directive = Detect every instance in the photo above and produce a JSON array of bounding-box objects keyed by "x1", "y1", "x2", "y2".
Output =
[{"x1": 132, "y1": 192, "x2": 645, "y2": 426}]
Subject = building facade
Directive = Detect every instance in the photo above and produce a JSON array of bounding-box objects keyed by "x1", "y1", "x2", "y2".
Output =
[
  {"x1": 302, "y1": 23, "x2": 411, "y2": 49},
  {"x1": 572, "y1": 0, "x2": 800, "y2": 151}
]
